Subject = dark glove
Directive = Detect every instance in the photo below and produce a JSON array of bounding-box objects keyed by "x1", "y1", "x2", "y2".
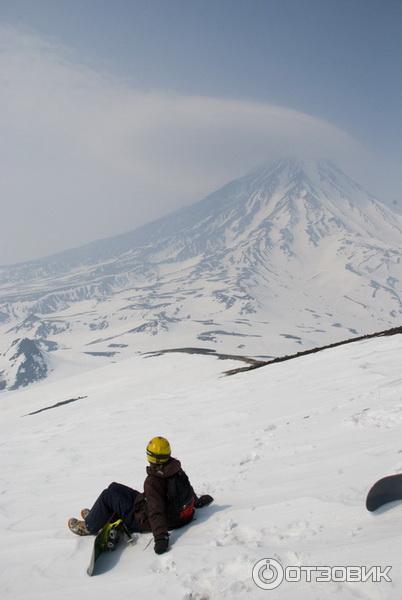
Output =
[
  {"x1": 154, "y1": 534, "x2": 169, "y2": 554},
  {"x1": 195, "y1": 494, "x2": 214, "y2": 508}
]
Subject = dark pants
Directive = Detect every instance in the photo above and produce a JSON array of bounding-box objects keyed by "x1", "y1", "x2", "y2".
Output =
[{"x1": 85, "y1": 482, "x2": 140, "y2": 534}]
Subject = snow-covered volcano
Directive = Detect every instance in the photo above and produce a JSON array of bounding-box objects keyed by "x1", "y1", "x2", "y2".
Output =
[{"x1": 1, "y1": 159, "x2": 402, "y2": 389}]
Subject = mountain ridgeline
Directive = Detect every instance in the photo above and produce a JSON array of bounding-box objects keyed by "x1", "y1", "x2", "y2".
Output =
[{"x1": 1, "y1": 158, "x2": 402, "y2": 389}]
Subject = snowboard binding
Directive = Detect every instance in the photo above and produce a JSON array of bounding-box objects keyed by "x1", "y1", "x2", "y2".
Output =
[{"x1": 105, "y1": 524, "x2": 121, "y2": 551}]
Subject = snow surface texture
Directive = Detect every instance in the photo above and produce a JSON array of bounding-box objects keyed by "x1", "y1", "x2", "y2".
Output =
[
  {"x1": 1, "y1": 159, "x2": 402, "y2": 389},
  {"x1": 1, "y1": 334, "x2": 402, "y2": 599}
]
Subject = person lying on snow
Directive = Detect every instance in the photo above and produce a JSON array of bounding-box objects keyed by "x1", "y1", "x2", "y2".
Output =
[{"x1": 68, "y1": 436, "x2": 213, "y2": 554}]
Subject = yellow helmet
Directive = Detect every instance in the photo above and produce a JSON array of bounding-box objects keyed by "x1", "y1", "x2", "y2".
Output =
[{"x1": 146, "y1": 436, "x2": 171, "y2": 464}]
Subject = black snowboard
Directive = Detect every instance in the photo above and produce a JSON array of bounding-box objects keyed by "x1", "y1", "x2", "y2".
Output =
[
  {"x1": 366, "y1": 474, "x2": 402, "y2": 512},
  {"x1": 87, "y1": 518, "x2": 134, "y2": 576}
]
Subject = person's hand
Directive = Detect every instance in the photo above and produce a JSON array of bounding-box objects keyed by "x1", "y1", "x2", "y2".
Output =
[
  {"x1": 154, "y1": 534, "x2": 169, "y2": 554},
  {"x1": 195, "y1": 494, "x2": 214, "y2": 508}
]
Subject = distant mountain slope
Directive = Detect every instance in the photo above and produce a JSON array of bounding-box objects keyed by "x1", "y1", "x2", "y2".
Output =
[
  {"x1": 1, "y1": 159, "x2": 402, "y2": 277},
  {"x1": 1, "y1": 158, "x2": 402, "y2": 389},
  {"x1": 0, "y1": 337, "x2": 52, "y2": 390}
]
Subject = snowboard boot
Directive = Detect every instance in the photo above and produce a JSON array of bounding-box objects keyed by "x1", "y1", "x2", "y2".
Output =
[
  {"x1": 68, "y1": 517, "x2": 92, "y2": 536},
  {"x1": 81, "y1": 508, "x2": 90, "y2": 520}
]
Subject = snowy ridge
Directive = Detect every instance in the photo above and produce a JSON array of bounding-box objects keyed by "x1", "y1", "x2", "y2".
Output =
[
  {"x1": 1, "y1": 158, "x2": 402, "y2": 388},
  {"x1": 0, "y1": 337, "x2": 52, "y2": 390}
]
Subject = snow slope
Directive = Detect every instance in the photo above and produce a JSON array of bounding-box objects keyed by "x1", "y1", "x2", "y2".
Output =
[{"x1": 1, "y1": 332, "x2": 402, "y2": 599}]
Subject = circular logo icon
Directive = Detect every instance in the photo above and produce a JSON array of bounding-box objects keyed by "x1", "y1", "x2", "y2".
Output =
[{"x1": 252, "y1": 558, "x2": 284, "y2": 590}]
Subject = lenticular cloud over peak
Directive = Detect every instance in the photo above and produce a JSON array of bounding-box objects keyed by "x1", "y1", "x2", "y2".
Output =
[{"x1": 0, "y1": 26, "x2": 362, "y2": 264}]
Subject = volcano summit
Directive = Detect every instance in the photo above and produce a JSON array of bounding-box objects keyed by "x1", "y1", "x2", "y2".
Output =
[{"x1": 1, "y1": 159, "x2": 402, "y2": 388}]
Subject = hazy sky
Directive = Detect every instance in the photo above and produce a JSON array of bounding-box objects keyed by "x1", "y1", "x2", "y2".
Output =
[{"x1": 0, "y1": 0, "x2": 401, "y2": 265}]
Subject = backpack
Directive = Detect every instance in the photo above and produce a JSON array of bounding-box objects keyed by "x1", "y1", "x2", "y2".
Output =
[{"x1": 166, "y1": 469, "x2": 195, "y2": 523}]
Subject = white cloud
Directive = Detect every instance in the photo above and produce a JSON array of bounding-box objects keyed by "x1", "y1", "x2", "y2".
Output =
[{"x1": 0, "y1": 26, "x2": 363, "y2": 264}]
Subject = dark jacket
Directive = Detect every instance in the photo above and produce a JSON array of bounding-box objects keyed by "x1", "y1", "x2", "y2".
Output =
[{"x1": 133, "y1": 457, "x2": 197, "y2": 539}]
